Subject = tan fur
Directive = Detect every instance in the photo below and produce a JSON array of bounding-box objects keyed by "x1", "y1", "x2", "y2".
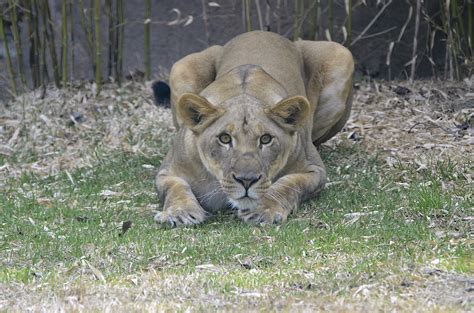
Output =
[{"x1": 155, "y1": 31, "x2": 354, "y2": 226}]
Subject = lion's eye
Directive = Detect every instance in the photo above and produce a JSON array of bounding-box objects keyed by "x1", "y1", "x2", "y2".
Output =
[
  {"x1": 260, "y1": 134, "x2": 273, "y2": 145},
  {"x1": 218, "y1": 133, "x2": 232, "y2": 144}
]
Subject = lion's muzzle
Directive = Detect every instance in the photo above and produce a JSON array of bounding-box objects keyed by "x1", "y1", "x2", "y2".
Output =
[{"x1": 232, "y1": 173, "x2": 261, "y2": 196}]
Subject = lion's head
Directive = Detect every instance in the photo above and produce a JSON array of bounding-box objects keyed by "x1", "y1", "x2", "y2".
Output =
[{"x1": 175, "y1": 66, "x2": 310, "y2": 210}]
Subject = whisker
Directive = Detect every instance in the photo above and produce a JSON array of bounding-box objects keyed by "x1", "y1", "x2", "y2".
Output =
[{"x1": 197, "y1": 185, "x2": 222, "y2": 203}]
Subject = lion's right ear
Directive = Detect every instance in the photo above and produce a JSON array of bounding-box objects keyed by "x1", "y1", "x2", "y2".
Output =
[
  {"x1": 177, "y1": 93, "x2": 222, "y2": 132},
  {"x1": 268, "y1": 95, "x2": 310, "y2": 131}
]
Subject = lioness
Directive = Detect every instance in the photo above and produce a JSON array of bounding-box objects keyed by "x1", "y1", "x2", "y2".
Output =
[{"x1": 154, "y1": 31, "x2": 354, "y2": 226}]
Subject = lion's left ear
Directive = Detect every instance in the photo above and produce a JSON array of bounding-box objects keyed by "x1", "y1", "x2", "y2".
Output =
[
  {"x1": 177, "y1": 93, "x2": 223, "y2": 133},
  {"x1": 268, "y1": 96, "x2": 310, "y2": 129}
]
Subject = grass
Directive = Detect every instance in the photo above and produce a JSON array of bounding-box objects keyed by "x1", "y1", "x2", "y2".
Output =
[{"x1": 0, "y1": 139, "x2": 472, "y2": 311}]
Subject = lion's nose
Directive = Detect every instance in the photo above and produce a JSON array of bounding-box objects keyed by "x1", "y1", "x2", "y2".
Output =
[{"x1": 232, "y1": 174, "x2": 261, "y2": 190}]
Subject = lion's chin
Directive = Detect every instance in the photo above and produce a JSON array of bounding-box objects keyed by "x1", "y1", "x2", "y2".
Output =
[{"x1": 228, "y1": 197, "x2": 260, "y2": 210}]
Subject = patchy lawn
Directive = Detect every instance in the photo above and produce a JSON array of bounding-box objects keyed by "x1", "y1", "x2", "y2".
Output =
[{"x1": 0, "y1": 79, "x2": 472, "y2": 311}]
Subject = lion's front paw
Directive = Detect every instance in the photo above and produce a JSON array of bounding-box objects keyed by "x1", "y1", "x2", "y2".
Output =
[
  {"x1": 154, "y1": 202, "x2": 208, "y2": 227},
  {"x1": 238, "y1": 204, "x2": 288, "y2": 225}
]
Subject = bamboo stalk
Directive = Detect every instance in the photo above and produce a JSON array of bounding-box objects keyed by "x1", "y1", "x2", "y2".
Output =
[
  {"x1": 450, "y1": 0, "x2": 461, "y2": 80},
  {"x1": 255, "y1": 0, "x2": 264, "y2": 31},
  {"x1": 37, "y1": 0, "x2": 48, "y2": 86},
  {"x1": 264, "y1": 0, "x2": 270, "y2": 31},
  {"x1": 201, "y1": 0, "x2": 210, "y2": 45},
  {"x1": 345, "y1": 0, "x2": 352, "y2": 46},
  {"x1": 144, "y1": 0, "x2": 151, "y2": 80},
  {"x1": 77, "y1": 0, "x2": 94, "y2": 62},
  {"x1": 42, "y1": 0, "x2": 60, "y2": 87},
  {"x1": 106, "y1": 0, "x2": 113, "y2": 78},
  {"x1": 9, "y1": 0, "x2": 27, "y2": 90},
  {"x1": 429, "y1": 28, "x2": 437, "y2": 79},
  {"x1": 441, "y1": 0, "x2": 454, "y2": 80},
  {"x1": 24, "y1": 0, "x2": 40, "y2": 88},
  {"x1": 293, "y1": 0, "x2": 303, "y2": 40},
  {"x1": 308, "y1": 0, "x2": 319, "y2": 40},
  {"x1": 451, "y1": 0, "x2": 465, "y2": 45},
  {"x1": 276, "y1": 0, "x2": 281, "y2": 34},
  {"x1": 116, "y1": 0, "x2": 124, "y2": 86},
  {"x1": 409, "y1": 0, "x2": 420, "y2": 83},
  {"x1": 386, "y1": 41, "x2": 394, "y2": 81},
  {"x1": 244, "y1": 0, "x2": 252, "y2": 32},
  {"x1": 69, "y1": 0, "x2": 75, "y2": 81},
  {"x1": 0, "y1": 5, "x2": 17, "y2": 95},
  {"x1": 32, "y1": 0, "x2": 41, "y2": 86},
  {"x1": 94, "y1": 0, "x2": 101, "y2": 95},
  {"x1": 61, "y1": 0, "x2": 68, "y2": 87},
  {"x1": 328, "y1": 0, "x2": 334, "y2": 39},
  {"x1": 468, "y1": 0, "x2": 473, "y2": 54}
]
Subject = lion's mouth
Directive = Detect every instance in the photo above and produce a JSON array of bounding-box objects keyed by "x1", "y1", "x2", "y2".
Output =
[
  {"x1": 228, "y1": 195, "x2": 260, "y2": 210},
  {"x1": 237, "y1": 194, "x2": 258, "y2": 200}
]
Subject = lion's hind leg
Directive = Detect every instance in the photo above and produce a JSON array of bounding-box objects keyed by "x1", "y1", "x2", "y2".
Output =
[{"x1": 295, "y1": 41, "x2": 354, "y2": 146}]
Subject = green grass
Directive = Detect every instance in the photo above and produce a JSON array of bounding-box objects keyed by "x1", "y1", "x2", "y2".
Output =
[{"x1": 0, "y1": 144, "x2": 472, "y2": 309}]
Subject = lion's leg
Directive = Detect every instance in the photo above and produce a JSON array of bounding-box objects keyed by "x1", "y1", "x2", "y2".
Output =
[
  {"x1": 295, "y1": 41, "x2": 354, "y2": 145},
  {"x1": 169, "y1": 45, "x2": 223, "y2": 128},
  {"x1": 239, "y1": 163, "x2": 326, "y2": 224},
  {"x1": 312, "y1": 87, "x2": 353, "y2": 146},
  {"x1": 155, "y1": 169, "x2": 208, "y2": 227}
]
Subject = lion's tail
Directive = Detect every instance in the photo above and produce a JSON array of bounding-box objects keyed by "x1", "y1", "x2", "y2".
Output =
[{"x1": 151, "y1": 81, "x2": 171, "y2": 108}]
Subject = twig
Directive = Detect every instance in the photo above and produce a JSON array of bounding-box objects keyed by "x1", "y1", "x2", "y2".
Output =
[
  {"x1": 397, "y1": 2, "x2": 412, "y2": 43},
  {"x1": 358, "y1": 26, "x2": 396, "y2": 41},
  {"x1": 386, "y1": 41, "x2": 394, "y2": 81},
  {"x1": 407, "y1": 122, "x2": 426, "y2": 133},
  {"x1": 351, "y1": 0, "x2": 393, "y2": 46}
]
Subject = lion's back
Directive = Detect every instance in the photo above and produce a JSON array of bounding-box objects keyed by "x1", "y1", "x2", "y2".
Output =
[{"x1": 216, "y1": 31, "x2": 306, "y2": 96}]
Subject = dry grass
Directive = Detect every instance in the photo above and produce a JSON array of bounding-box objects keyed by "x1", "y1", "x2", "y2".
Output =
[
  {"x1": 1, "y1": 79, "x2": 472, "y2": 181},
  {"x1": 0, "y1": 81, "x2": 174, "y2": 184},
  {"x1": 329, "y1": 78, "x2": 473, "y2": 167}
]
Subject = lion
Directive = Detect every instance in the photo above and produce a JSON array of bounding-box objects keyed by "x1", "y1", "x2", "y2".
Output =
[{"x1": 153, "y1": 31, "x2": 354, "y2": 226}]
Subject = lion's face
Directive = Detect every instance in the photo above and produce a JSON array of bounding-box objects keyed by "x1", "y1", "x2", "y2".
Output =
[{"x1": 177, "y1": 93, "x2": 310, "y2": 210}]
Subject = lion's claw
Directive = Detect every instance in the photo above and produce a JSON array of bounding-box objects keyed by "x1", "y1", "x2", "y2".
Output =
[
  {"x1": 238, "y1": 207, "x2": 287, "y2": 225},
  {"x1": 154, "y1": 204, "x2": 208, "y2": 227}
]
